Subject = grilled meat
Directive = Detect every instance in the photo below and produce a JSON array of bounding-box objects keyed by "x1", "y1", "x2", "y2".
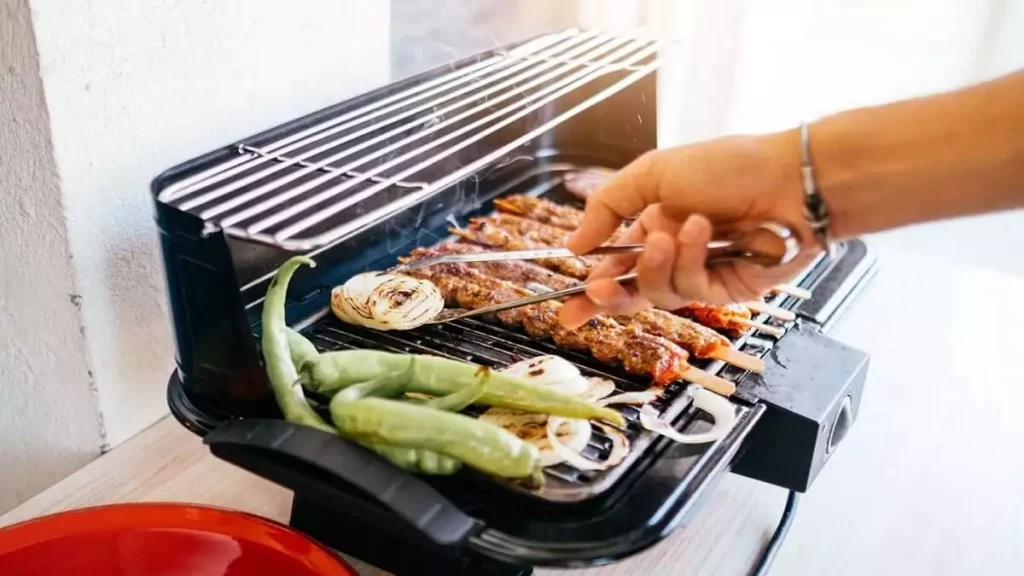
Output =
[
  {"x1": 454, "y1": 213, "x2": 756, "y2": 335},
  {"x1": 451, "y1": 221, "x2": 594, "y2": 279},
  {"x1": 407, "y1": 244, "x2": 733, "y2": 357},
  {"x1": 400, "y1": 261, "x2": 689, "y2": 385},
  {"x1": 493, "y1": 195, "x2": 626, "y2": 242}
]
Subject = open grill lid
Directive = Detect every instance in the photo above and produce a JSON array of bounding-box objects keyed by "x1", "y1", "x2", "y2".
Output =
[{"x1": 156, "y1": 29, "x2": 668, "y2": 252}]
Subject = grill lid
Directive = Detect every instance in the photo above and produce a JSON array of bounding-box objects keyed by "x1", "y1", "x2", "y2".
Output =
[{"x1": 156, "y1": 30, "x2": 670, "y2": 252}]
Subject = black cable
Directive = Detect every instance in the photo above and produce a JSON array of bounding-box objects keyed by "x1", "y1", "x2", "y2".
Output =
[{"x1": 752, "y1": 490, "x2": 800, "y2": 576}]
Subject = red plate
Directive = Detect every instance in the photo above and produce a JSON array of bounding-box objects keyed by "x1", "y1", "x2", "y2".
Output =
[{"x1": 0, "y1": 502, "x2": 356, "y2": 576}]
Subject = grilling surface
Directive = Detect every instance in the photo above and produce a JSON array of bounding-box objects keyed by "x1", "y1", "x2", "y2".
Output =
[{"x1": 291, "y1": 165, "x2": 799, "y2": 503}]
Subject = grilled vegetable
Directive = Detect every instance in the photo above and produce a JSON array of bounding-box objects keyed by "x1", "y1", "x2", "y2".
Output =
[
  {"x1": 499, "y1": 355, "x2": 589, "y2": 396},
  {"x1": 477, "y1": 357, "x2": 626, "y2": 469},
  {"x1": 285, "y1": 327, "x2": 320, "y2": 369},
  {"x1": 299, "y1": 351, "x2": 625, "y2": 426},
  {"x1": 332, "y1": 271, "x2": 444, "y2": 330},
  {"x1": 546, "y1": 416, "x2": 630, "y2": 471},
  {"x1": 265, "y1": 257, "x2": 460, "y2": 474},
  {"x1": 330, "y1": 397, "x2": 542, "y2": 480},
  {"x1": 638, "y1": 386, "x2": 736, "y2": 444},
  {"x1": 261, "y1": 257, "x2": 336, "y2": 435}
]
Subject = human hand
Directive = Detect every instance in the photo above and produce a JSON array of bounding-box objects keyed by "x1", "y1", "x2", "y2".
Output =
[{"x1": 559, "y1": 130, "x2": 822, "y2": 328}]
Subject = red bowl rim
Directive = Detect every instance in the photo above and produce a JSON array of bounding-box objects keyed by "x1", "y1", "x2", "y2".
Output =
[{"x1": 0, "y1": 501, "x2": 355, "y2": 575}]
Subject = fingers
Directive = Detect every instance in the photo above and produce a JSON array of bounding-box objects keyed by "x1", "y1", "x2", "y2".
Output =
[
  {"x1": 567, "y1": 153, "x2": 660, "y2": 254},
  {"x1": 586, "y1": 204, "x2": 679, "y2": 279},
  {"x1": 559, "y1": 276, "x2": 649, "y2": 329},
  {"x1": 635, "y1": 231, "x2": 689, "y2": 310},
  {"x1": 668, "y1": 214, "x2": 714, "y2": 305},
  {"x1": 558, "y1": 295, "x2": 600, "y2": 328}
]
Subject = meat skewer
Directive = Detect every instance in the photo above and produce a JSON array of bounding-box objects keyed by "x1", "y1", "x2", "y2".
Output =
[
  {"x1": 453, "y1": 215, "x2": 790, "y2": 329},
  {"x1": 399, "y1": 260, "x2": 736, "y2": 395},
  {"x1": 407, "y1": 243, "x2": 782, "y2": 341},
  {"x1": 771, "y1": 284, "x2": 813, "y2": 300},
  {"x1": 493, "y1": 195, "x2": 627, "y2": 242},
  {"x1": 409, "y1": 243, "x2": 766, "y2": 372},
  {"x1": 495, "y1": 194, "x2": 812, "y2": 302}
]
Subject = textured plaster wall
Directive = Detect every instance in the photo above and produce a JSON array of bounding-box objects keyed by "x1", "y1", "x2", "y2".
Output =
[
  {"x1": 0, "y1": 0, "x2": 103, "y2": 514},
  {"x1": 24, "y1": 0, "x2": 391, "y2": 448}
]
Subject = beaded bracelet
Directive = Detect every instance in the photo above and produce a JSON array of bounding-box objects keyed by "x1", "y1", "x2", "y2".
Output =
[{"x1": 799, "y1": 122, "x2": 835, "y2": 259}]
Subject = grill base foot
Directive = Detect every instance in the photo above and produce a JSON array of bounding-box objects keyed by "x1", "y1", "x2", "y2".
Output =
[{"x1": 289, "y1": 493, "x2": 533, "y2": 576}]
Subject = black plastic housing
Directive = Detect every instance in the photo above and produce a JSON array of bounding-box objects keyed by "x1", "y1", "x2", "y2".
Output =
[{"x1": 731, "y1": 322, "x2": 870, "y2": 491}]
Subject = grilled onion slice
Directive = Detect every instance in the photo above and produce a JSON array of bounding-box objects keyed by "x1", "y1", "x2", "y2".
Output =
[
  {"x1": 546, "y1": 417, "x2": 630, "y2": 471},
  {"x1": 639, "y1": 386, "x2": 736, "y2": 444},
  {"x1": 500, "y1": 355, "x2": 590, "y2": 397},
  {"x1": 482, "y1": 357, "x2": 624, "y2": 468},
  {"x1": 597, "y1": 388, "x2": 662, "y2": 407},
  {"x1": 332, "y1": 272, "x2": 444, "y2": 331}
]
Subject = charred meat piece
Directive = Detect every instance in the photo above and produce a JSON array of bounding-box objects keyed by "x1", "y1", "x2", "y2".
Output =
[
  {"x1": 451, "y1": 213, "x2": 756, "y2": 336},
  {"x1": 407, "y1": 244, "x2": 732, "y2": 357},
  {"x1": 400, "y1": 261, "x2": 689, "y2": 386}
]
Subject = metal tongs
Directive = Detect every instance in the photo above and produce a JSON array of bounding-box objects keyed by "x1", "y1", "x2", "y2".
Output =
[{"x1": 401, "y1": 221, "x2": 800, "y2": 325}]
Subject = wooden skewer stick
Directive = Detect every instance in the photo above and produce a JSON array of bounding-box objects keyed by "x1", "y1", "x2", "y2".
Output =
[
  {"x1": 731, "y1": 317, "x2": 785, "y2": 338},
  {"x1": 711, "y1": 347, "x2": 766, "y2": 373},
  {"x1": 680, "y1": 367, "x2": 736, "y2": 397},
  {"x1": 745, "y1": 301, "x2": 797, "y2": 322},
  {"x1": 772, "y1": 284, "x2": 812, "y2": 300}
]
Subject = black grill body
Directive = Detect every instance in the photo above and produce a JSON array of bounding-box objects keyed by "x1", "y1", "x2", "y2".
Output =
[{"x1": 152, "y1": 30, "x2": 876, "y2": 574}]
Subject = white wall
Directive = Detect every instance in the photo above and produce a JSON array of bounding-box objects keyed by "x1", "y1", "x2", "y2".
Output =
[
  {"x1": 26, "y1": 0, "x2": 391, "y2": 447},
  {"x1": 639, "y1": 0, "x2": 1024, "y2": 276},
  {"x1": 0, "y1": 0, "x2": 104, "y2": 514},
  {"x1": 0, "y1": 0, "x2": 390, "y2": 512}
]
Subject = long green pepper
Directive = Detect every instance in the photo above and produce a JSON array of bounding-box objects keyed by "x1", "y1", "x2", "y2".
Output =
[
  {"x1": 264, "y1": 257, "x2": 555, "y2": 481},
  {"x1": 300, "y1": 350, "x2": 625, "y2": 426},
  {"x1": 264, "y1": 258, "x2": 461, "y2": 474},
  {"x1": 261, "y1": 257, "x2": 336, "y2": 435},
  {"x1": 330, "y1": 396, "x2": 541, "y2": 480}
]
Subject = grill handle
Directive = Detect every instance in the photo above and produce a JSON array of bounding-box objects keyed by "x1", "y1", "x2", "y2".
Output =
[{"x1": 204, "y1": 418, "x2": 478, "y2": 547}]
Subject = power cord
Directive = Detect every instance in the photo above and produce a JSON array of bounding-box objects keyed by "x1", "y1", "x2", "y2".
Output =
[{"x1": 752, "y1": 490, "x2": 800, "y2": 576}]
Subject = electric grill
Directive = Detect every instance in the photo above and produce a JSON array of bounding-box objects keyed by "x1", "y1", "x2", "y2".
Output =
[{"x1": 152, "y1": 29, "x2": 877, "y2": 575}]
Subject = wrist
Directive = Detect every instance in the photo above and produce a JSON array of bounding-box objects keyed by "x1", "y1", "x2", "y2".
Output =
[{"x1": 761, "y1": 128, "x2": 827, "y2": 258}]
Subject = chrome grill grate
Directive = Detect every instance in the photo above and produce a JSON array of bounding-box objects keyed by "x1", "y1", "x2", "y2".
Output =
[{"x1": 157, "y1": 30, "x2": 667, "y2": 251}]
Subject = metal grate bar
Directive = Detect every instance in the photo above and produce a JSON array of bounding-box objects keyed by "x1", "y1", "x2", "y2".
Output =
[
  {"x1": 233, "y1": 36, "x2": 649, "y2": 236},
  {"x1": 250, "y1": 39, "x2": 661, "y2": 248},
  {"x1": 500, "y1": 53, "x2": 646, "y2": 72},
  {"x1": 158, "y1": 30, "x2": 582, "y2": 204},
  {"x1": 179, "y1": 32, "x2": 606, "y2": 215},
  {"x1": 236, "y1": 144, "x2": 428, "y2": 189},
  {"x1": 193, "y1": 33, "x2": 626, "y2": 224},
  {"x1": 290, "y1": 44, "x2": 665, "y2": 252}
]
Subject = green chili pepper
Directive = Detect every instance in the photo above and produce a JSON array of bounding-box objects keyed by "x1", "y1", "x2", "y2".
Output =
[
  {"x1": 285, "y1": 327, "x2": 320, "y2": 371},
  {"x1": 421, "y1": 377, "x2": 486, "y2": 412},
  {"x1": 262, "y1": 257, "x2": 336, "y2": 434},
  {"x1": 300, "y1": 350, "x2": 624, "y2": 426},
  {"x1": 265, "y1": 259, "x2": 460, "y2": 474},
  {"x1": 330, "y1": 396, "x2": 541, "y2": 479}
]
